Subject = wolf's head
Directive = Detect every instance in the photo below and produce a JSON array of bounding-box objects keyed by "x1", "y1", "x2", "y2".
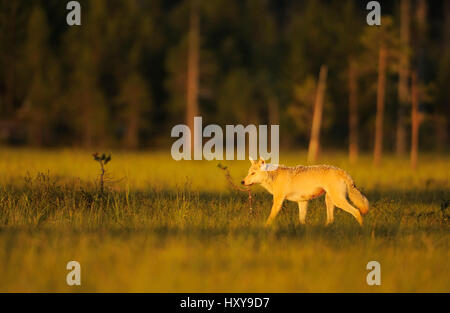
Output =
[{"x1": 241, "y1": 157, "x2": 268, "y2": 186}]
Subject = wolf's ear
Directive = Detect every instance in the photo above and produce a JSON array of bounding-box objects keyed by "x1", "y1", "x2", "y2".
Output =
[
  {"x1": 249, "y1": 156, "x2": 255, "y2": 165},
  {"x1": 259, "y1": 157, "x2": 265, "y2": 165}
]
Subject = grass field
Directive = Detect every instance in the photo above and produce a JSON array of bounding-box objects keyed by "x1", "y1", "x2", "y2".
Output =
[{"x1": 0, "y1": 148, "x2": 448, "y2": 292}]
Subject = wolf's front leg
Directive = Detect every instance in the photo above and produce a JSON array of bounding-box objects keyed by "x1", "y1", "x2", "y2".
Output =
[
  {"x1": 298, "y1": 201, "x2": 308, "y2": 224},
  {"x1": 325, "y1": 193, "x2": 335, "y2": 225},
  {"x1": 265, "y1": 195, "x2": 285, "y2": 226}
]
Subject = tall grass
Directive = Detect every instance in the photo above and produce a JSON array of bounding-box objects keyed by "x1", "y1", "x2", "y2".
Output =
[{"x1": 0, "y1": 148, "x2": 448, "y2": 292}]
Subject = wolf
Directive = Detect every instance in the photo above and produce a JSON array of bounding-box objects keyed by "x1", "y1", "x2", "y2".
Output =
[{"x1": 241, "y1": 158, "x2": 369, "y2": 226}]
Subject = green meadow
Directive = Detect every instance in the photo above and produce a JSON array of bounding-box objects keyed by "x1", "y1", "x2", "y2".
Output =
[{"x1": 0, "y1": 148, "x2": 448, "y2": 292}]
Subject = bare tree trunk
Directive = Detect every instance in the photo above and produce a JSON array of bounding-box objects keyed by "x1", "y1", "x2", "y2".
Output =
[
  {"x1": 396, "y1": 0, "x2": 410, "y2": 156},
  {"x1": 445, "y1": 0, "x2": 450, "y2": 48},
  {"x1": 82, "y1": 90, "x2": 93, "y2": 148},
  {"x1": 435, "y1": 0, "x2": 449, "y2": 152},
  {"x1": 268, "y1": 96, "x2": 279, "y2": 152},
  {"x1": 373, "y1": 46, "x2": 387, "y2": 167},
  {"x1": 2, "y1": 2, "x2": 18, "y2": 117},
  {"x1": 410, "y1": 72, "x2": 419, "y2": 170},
  {"x1": 124, "y1": 110, "x2": 139, "y2": 149},
  {"x1": 308, "y1": 65, "x2": 327, "y2": 163},
  {"x1": 416, "y1": 0, "x2": 427, "y2": 84},
  {"x1": 416, "y1": 0, "x2": 427, "y2": 34},
  {"x1": 435, "y1": 117, "x2": 448, "y2": 152},
  {"x1": 268, "y1": 97, "x2": 279, "y2": 126},
  {"x1": 186, "y1": 0, "x2": 200, "y2": 149},
  {"x1": 348, "y1": 59, "x2": 358, "y2": 164}
]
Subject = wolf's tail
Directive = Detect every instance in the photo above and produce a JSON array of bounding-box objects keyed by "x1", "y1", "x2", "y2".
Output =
[{"x1": 343, "y1": 174, "x2": 369, "y2": 215}]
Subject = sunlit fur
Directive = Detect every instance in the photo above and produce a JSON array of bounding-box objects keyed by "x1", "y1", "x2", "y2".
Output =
[{"x1": 242, "y1": 158, "x2": 369, "y2": 226}]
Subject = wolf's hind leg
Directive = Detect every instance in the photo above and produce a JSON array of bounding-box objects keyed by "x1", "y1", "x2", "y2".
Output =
[
  {"x1": 325, "y1": 193, "x2": 334, "y2": 225},
  {"x1": 298, "y1": 201, "x2": 308, "y2": 224},
  {"x1": 328, "y1": 188, "x2": 363, "y2": 226},
  {"x1": 265, "y1": 195, "x2": 285, "y2": 226}
]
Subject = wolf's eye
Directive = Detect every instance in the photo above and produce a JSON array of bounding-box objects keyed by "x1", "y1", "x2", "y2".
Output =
[{"x1": 251, "y1": 172, "x2": 255, "y2": 175}]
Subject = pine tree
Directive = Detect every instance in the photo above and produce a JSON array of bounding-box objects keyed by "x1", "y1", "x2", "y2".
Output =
[
  {"x1": 20, "y1": 5, "x2": 60, "y2": 146},
  {"x1": 63, "y1": 0, "x2": 109, "y2": 148},
  {"x1": 396, "y1": 0, "x2": 411, "y2": 156},
  {"x1": 360, "y1": 17, "x2": 400, "y2": 166}
]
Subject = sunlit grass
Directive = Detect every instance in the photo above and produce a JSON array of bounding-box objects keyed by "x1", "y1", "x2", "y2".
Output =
[{"x1": 0, "y1": 148, "x2": 448, "y2": 292}]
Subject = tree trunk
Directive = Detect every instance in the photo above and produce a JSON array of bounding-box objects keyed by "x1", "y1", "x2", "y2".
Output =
[
  {"x1": 2, "y1": 2, "x2": 18, "y2": 117},
  {"x1": 124, "y1": 109, "x2": 139, "y2": 149},
  {"x1": 82, "y1": 91, "x2": 93, "y2": 148},
  {"x1": 308, "y1": 65, "x2": 327, "y2": 163},
  {"x1": 348, "y1": 59, "x2": 358, "y2": 164},
  {"x1": 268, "y1": 96, "x2": 279, "y2": 152},
  {"x1": 396, "y1": 0, "x2": 410, "y2": 156},
  {"x1": 373, "y1": 46, "x2": 387, "y2": 167},
  {"x1": 445, "y1": 0, "x2": 450, "y2": 49},
  {"x1": 186, "y1": 0, "x2": 200, "y2": 149},
  {"x1": 435, "y1": 117, "x2": 448, "y2": 153},
  {"x1": 435, "y1": 0, "x2": 449, "y2": 152},
  {"x1": 416, "y1": 0, "x2": 427, "y2": 84},
  {"x1": 410, "y1": 72, "x2": 419, "y2": 170},
  {"x1": 268, "y1": 97, "x2": 279, "y2": 126}
]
